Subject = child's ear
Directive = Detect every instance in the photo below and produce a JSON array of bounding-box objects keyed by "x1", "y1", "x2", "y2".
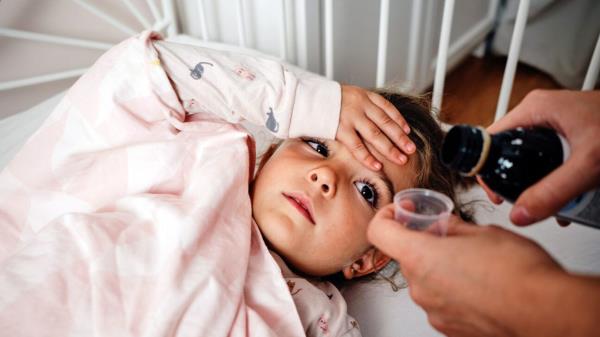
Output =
[{"x1": 342, "y1": 248, "x2": 391, "y2": 280}]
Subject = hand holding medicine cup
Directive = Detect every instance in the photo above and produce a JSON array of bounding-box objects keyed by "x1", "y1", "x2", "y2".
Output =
[
  {"x1": 336, "y1": 85, "x2": 416, "y2": 171},
  {"x1": 367, "y1": 204, "x2": 600, "y2": 337},
  {"x1": 484, "y1": 89, "x2": 600, "y2": 226}
]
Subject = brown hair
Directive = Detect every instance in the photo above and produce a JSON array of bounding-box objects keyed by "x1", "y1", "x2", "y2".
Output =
[{"x1": 375, "y1": 90, "x2": 474, "y2": 222}]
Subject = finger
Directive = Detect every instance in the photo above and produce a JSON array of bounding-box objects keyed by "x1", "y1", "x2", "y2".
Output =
[
  {"x1": 366, "y1": 93, "x2": 416, "y2": 155},
  {"x1": 487, "y1": 103, "x2": 537, "y2": 134},
  {"x1": 357, "y1": 117, "x2": 408, "y2": 166},
  {"x1": 476, "y1": 176, "x2": 504, "y2": 204},
  {"x1": 365, "y1": 104, "x2": 416, "y2": 157},
  {"x1": 487, "y1": 90, "x2": 557, "y2": 134},
  {"x1": 367, "y1": 204, "x2": 435, "y2": 262},
  {"x1": 336, "y1": 127, "x2": 382, "y2": 170},
  {"x1": 366, "y1": 91, "x2": 411, "y2": 135},
  {"x1": 511, "y1": 152, "x2": 597, "y2": 226},
  {"x1": 441, "y1": 215, "x2": 480, "y2": 236}
]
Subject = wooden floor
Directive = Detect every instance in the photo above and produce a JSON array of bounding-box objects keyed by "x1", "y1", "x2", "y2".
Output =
[{"x1": 438, "y1": 55, "x2": 562, "y2": 127}]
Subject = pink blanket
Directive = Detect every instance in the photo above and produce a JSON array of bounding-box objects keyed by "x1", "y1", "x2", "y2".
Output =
[{"x1": 0, "y1": 32, "x2": 340, "y2": 336}]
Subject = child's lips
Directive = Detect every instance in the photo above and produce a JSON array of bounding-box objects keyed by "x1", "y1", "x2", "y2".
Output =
[{"x1": 282, "y1": 192, "x2": 315, "y2": 224}]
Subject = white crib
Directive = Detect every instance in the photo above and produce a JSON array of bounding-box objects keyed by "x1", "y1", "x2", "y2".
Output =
[{"x1": 1, "y1": 1, "x2": 599, "y2": 336}]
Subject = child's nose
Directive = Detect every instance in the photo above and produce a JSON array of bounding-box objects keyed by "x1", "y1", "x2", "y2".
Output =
[{"x1": 307, "y1": 167, "x2": 337, "y2": 198}]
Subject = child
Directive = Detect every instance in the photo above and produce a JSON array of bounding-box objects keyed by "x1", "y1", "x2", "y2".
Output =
[{"x1": 0, "y1": 32, "x2": 466, "y2": 337}]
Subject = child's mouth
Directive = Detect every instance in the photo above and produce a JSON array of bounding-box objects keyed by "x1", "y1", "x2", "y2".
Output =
[{"x1": 282, "y1": 192, "x2": 315, "y2": 224}]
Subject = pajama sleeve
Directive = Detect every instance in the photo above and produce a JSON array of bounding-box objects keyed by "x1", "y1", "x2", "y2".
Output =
[{"x1": 153, "y1": 40, "x2": 341, "y2": 140}]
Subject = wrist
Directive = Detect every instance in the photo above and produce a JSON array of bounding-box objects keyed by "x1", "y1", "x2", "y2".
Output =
[
  {"x1": 506, "y1": 268, "x2": 600, "y2": 337},
  {"x1": 556, "y1": 273, "x2": 600, "y2": 337}
]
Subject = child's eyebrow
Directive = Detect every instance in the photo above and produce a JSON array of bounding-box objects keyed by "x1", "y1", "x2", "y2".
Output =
[{"x1": 375, "y1": 170, "x2": 394, "y2": 200}]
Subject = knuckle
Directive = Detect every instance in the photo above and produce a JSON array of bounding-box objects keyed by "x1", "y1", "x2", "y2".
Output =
[
  {"x1": 427, "y1": 315, "x2": 449, "y2": 334},
  {"x1": 527, "y1": 89, "x2": 550, "y2": 102},
  {"x1": 351, "y1": 142, "x2": 367, "y2": 156},
  {"x1": 369, "y1": 126, "x2": 382, "y2": 138},
  {"x1": 380, "y1": 115, "x2": 395, "y2": 127},
  {"x1": 408, "y1": 285, "x2": 425, "y2": 305}
]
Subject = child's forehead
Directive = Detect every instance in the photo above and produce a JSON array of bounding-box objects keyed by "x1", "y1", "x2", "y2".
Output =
[{"x1": 363, "y1": 141, "x2": 418, "y2": 190}]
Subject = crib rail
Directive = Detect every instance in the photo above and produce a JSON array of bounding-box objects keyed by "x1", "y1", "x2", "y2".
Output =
[
  {"x1": 2, "y1": 0, "x2": 599, "y2": 123},
  {"x1": 0, "y1": 0, "x2": 178, "y2": 91}
]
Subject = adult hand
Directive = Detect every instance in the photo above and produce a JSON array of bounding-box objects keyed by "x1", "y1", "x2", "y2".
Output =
[
  {"x1": 336, "y1": 85, "x2": 416, "y2": 170},
  {"x1": 486, "y1": 90, "x2": 600, "y2": 226},
  {"x1": 366, "y1": 204, "x2": 600, "y2": 337}
]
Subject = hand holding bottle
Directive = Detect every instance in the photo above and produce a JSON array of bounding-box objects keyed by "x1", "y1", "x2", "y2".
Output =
[{"x1": 487, "y1": 90, "x2": 600, "y2": 226}]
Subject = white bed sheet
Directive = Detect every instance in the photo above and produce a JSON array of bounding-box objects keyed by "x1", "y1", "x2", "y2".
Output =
[{"x1": 2, "y1": 34, "x2": 600, "y2": 337}]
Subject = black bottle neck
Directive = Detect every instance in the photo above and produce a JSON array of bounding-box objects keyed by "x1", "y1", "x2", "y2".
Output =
[{"x1": 441, "y1": 125, "x2": 490, "y2": 176}]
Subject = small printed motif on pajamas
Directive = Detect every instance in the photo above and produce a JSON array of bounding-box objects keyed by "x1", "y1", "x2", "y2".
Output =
[
  {"x1": 265, "y1": 107, "x2": 279, "y2": 133},
  {"x1": 190, "y1": 61, "x2": 213, "y2": 79},
  {"x1": 234, "y1": 66, "x2": 256, "y2": 80},
  {"x1": 287, "y1": 280, "x2": 302, "y2": 296},
  {"x1": 318, "y1": 315, "x2": 330, "y2": 336}
]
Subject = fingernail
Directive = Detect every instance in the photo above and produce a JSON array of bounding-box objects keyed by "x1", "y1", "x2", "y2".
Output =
[
  {"x1": 373, "y1": 162, "x2": 382, "y2": 170},
  {"x1": 397, "y1": 154, "x2": 407, "y2": 164},
  {"x1": 406, "y1": 143, "x2": 416, "y2": 153},
  {"x1": 511, "y1": 206, "x2": 534, "y2": 225},
  {"x1": 404, "y1": 125, "x2": 411, "y2": 134}
]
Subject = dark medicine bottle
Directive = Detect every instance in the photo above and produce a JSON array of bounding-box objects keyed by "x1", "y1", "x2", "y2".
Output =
[{"x1": 441, "y1": 125, "x2": 600, "y2": 229}]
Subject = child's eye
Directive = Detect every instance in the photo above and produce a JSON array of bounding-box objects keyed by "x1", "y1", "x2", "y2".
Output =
[
  {"x1": 355, "y1": 180, "x2": 379, "y2": 208},
  {"x1": 303, "y1": 138, "x2": 329, "y2": 157}
]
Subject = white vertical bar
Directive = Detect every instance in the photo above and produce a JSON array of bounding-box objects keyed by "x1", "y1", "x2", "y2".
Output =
[
  {"x1": 324, "y1": 0, "x2": 334, "y2": 79},
  {"x1": 197, "y1": 0, "x2": 210, "y2": 41},
  {"x1": 73, "y1": 0, "x2": 137, "y2": 36},
  {"x1": 419, "y1": 0, "x2": 435, "y2": 92},
  {"x1": 236, "y1": 0, "x2": 247, "y2": 47},
  {"x1": 494, "y1": 0, "x2": 529, "y2": 122},
  {"x1": 582, "y1": 32, "x2": 600, "y2": 90},
  {"x1": 284, "y1": 0, "x2": 297, "y2": 65},
  {"x1": 432, "y1": 0, "x2": 455, "y2": 114},
  {"x1": 376, "y1": 0, "x2": 390, "y2": 87},
  {"x1": 152, "y1": 18, "x2": 170, "y2": 33},
  {"x1": 407, "y1": 0, "x2": 423, "y2": 87},
  {"x1": 162, "y1": 0, "x2": 178, "y2": 36},
  {"x1": 295, "y1": 0, "x2": 308, "y2": 69},
  {"x1": 122, "y1": 0, "x2": 152, "y2": 29},
  {"x1": 279, "y1": 0, "x2": 288, "y2": 60},
  {"x1": 146, "y1": 0, "x2": 162, "y2": 22}
]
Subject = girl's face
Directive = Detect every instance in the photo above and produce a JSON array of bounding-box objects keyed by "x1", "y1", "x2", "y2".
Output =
[{"x1": 251, "y1": 137, "x2": 418, "y2": 276}]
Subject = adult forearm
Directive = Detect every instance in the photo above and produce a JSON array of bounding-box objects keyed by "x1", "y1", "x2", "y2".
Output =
[{"x1": 504, "y1": 270, "x2": 600, "y2": 337}]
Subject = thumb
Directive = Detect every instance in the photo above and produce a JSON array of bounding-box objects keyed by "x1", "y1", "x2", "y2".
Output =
[
  {"x1": 367, "y1": 204, "x2": 434, "y2": 262},
  {"x1": 511, "y1": 152, "x2": 597, "y2": 225},
  {"x1": 487, "y1": 102, "x2": 537, "y2": 134},
  {"x1": 487, "y1": 90, "x2": 557, "y2": 134}
]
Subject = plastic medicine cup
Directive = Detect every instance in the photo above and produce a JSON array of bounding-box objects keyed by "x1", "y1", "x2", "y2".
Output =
[{"x1": 393, "y1": 188, "x2": 454, "y2": 236}]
